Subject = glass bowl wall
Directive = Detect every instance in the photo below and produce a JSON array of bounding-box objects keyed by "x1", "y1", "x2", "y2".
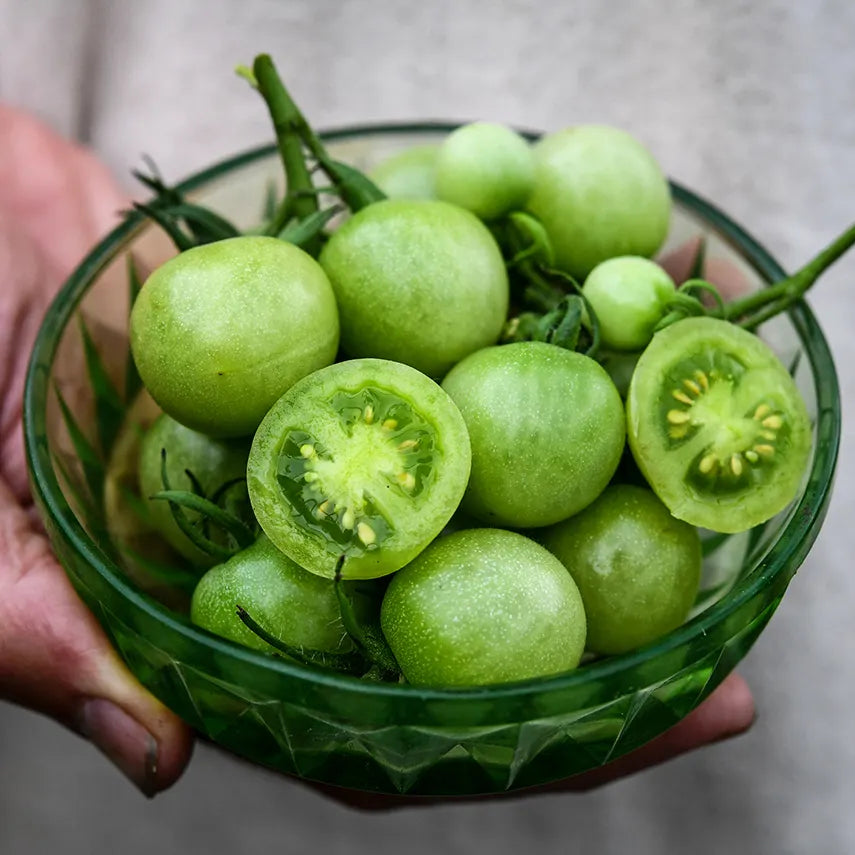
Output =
[{"x1": 23, "y1": 125, "x2": 840, "y2": 796}]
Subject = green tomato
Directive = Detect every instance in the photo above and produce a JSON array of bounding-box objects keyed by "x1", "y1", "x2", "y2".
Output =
[
  {"x1": 598, "y1": 348, "x2": 642, "y2": 398},
  {"x1": 191, "y1": 534, "x2": 363, "y2": 657},
  {"x1": 626, "y1": 316, "x2": 812, "y2": 533},
  {"x1": 130, "y1": 235, "x2": 340, "y2": 437},
  {"x1": 541, "y1": 485, "x2": 701, "y2": 655},
  {"x1": 319, "y1": 199, "x2": 509, "y2": 378},
  {"x1": 248, "y1": 358, "x2": 471, "y2": 580},
  {"x1": 138, "y1": 413, "x2": 252, "y2": 568},
  {"x1": 441, "y1": 341, "x2": 625, "y2": 528},
  {"x1": 380, "y1": 528, "x2": 587, "y2": 687},
  {"x1": 369, "y1": 144, "x2": 439, "y2": 200},
  {"x1": 583, "y1": 256, "x2": 676, "y2": 350},
  {"x1": 527, "y1": 125, "x2": 671, "y2": 280},
  {"x1": 434, "y1": 122, "x2": 535, "y2": 220}
]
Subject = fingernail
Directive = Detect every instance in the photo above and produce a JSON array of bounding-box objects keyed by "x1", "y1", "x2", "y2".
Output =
[{"x1": 76, "y1": 699, "x2": 160, "y2": 797}]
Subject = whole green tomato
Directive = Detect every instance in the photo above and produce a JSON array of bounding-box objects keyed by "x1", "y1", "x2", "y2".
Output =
[
  {"x1": 583, "y1": 256, "x2": 676, "y2": 351},
  {"x1": 527, "y1": 125, "x2": 671, "y2": 280},
  {"x1": 319, "y1": 199, "x2": 509, "y2": 378},
  {"x1": 441, "y1": 341, "x2": 625, "y2": 528},
  {"x1": 434, "y1": 122, "x2": 535, "y2": 220},
  {"x1": 380, "y1": 528, "x2": 587, "y2": 687},
  {"x1": 138, "y1": 413, "x2": 252, "y2": 568},
  {"x1": 541, "y1": 485, "x2": 701, "y2": 655},
  {"x1": 369, "y1": 144, "x2": 439, "y2": 200},
  {"x1": 130, "y1": 235, "x2": 339, "y2": 437},
  {"x1": 191, "y1": 534, "x2": 366, "y2": 658}
]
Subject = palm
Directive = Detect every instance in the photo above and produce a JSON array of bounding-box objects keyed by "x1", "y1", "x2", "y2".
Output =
[{"x1": 0, "y1": 105, "x2": 193, "y2": 792}]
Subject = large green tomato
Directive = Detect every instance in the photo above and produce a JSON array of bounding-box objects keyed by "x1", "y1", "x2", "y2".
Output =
[
  {"x1": 441, "y1": 341, "x2": 626, "y2": 528},
  {"x1": 541, "y1": 485, "x2": 701, "y2": 655},
  {"x1": 319, "y1": 199, "x2": 509, "y2": 378},
  {"x1": 130, "y1": 235, "x2": 339, "y2": 437},
  {"x1": 380, "y1": 528, "x2": 587, "y2": 687},
  {"x1": 527, "y1": 125, "x2": 671, "y2": 280}
]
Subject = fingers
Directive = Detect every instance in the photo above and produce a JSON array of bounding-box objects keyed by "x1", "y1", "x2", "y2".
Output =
[
  {"x1": 558, "y1": 672, "x2": 755, "y2": 791},
  {"x1": 658, "y1": 237, "x2": 753, "y2": 300},
  {"x1": 0, "y1": 478, "x2": 194, "y2": 795},
  {"x1": 314, "y1": 672, "x2": 754, "y2": 810},
  {"x1": 0, "y1": 104, "x2": 126, "y2": 279}
]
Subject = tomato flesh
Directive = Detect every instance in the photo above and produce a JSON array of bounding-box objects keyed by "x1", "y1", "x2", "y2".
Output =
[{"x1": 627, "y1": 317, "x2": 812, "y2": 532}]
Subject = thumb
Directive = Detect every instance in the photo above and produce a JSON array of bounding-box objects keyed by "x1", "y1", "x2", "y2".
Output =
[{"x1": 0, "y1": 478, "x2": 193, "y2": 795}]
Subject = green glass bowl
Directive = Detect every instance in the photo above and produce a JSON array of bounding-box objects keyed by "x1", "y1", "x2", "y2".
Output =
[{"x1": 23, "y1": 124, "x2": 840, "y2": 796}]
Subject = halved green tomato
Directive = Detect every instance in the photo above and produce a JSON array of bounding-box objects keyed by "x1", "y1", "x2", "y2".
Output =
[
  {"x1": 247, "y1": 359, "x2": 471, "y2": 579},
  {"x1": 626, "y1": 317, "x2": 812, "y2": 533}
]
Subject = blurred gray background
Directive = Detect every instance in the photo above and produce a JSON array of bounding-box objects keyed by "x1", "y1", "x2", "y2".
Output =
[{"x1": 1, "y1": 1, "x2": 853, "y2": 852}]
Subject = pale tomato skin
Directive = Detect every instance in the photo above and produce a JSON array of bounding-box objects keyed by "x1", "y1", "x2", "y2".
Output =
[
  {"x1": 130, "y1": 236, "x2": 340, "y2": 438},
  {"x1": 435, "y1": 122, "x2": 535, "y2": 220},
  {"x1": 380, "y1": 528, "x2": 587, "y2": 687},
  {"x1": 138, "y1": 413, "x2": 251, "y2": 568},
  {"x1": 191, "y1": 535, "x2": 363, "y2": 657},
  {"x1": 527, "y1": 125, "x2": 671, "y2": 281},
  {"x1": 319, "y1": 199, "x2": 509, "y2": 379},
  {"x1": 583, "y1": 256, "x2": 676, "y2": 351},
  {"x1": 369, "y1": 144, "x2": 439, "y2": 200},
  {"x1": 441, "y1": 341, "x2": 626, "y2": 528},
  {"x1": 541, "y1": 485, "x2": 701, "y2": 655}
]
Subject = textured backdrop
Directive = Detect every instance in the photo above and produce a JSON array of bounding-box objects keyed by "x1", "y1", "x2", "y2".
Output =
[{"x1": 1, "y1": 1, "x2": 853, "y2": 853}]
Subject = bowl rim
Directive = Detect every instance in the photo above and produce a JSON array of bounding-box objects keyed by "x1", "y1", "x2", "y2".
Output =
[{"x1": 23, "y1": 121, "x2": 841, "y2": 708}]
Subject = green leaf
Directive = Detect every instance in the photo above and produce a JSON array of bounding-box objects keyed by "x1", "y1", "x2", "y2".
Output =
[
  {"x1": 261, "y1": 178, "x2": 279, "y2": 222},
  {"x1": 52, "y1": 450, "x2": 102, "y2": 534},
  {"x1": 688, "y1": 235, "x2": 707, "y2": 281},
  {"x1": 132, "y1": 202, "x2": 195, "y2": 251},
  {"x1": 277, "y1": 206, "x2": 340, "y2": 251},
  {"x1": 168, "y1": 203, "x2": 240, "y2": 243},
  {"x1": 235, "y1": 604, "x2": 366, "y2": 673},
  {"x1": 124, "y1": 255, "x2": 143, "y2": 403},
  {"x1": 118, "y1": 545, "x2": 201, "y2": 595},
  {"x1": 334, "y1": 559, "x2": 400, "y2": 678},
  {"x1": 327, "y1": 159, "x2": 386, "y2": 210},
  {"x1": 78, "y1": 316, "x2": 125, "y2": 455},
  {"x1": 54, "y1": 386, "x2": 104, "y2": 510}
]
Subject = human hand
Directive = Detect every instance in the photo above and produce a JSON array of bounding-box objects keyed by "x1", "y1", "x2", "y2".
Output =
[{"x1": 0, "y1": 106, "x2": 193, "y2": 796}]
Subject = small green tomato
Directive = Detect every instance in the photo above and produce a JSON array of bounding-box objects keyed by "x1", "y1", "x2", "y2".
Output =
[
  {"x1": 583, "y1": 256, "x2": 676, "y2": 351},
  {"x1": 435, "y1": 122, "x2": 535, "y2": 220}
]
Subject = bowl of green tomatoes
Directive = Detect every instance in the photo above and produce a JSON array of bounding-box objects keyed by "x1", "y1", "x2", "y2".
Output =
[{"x1": 23, "y1": 55, "x2": 844, "y2": 796}]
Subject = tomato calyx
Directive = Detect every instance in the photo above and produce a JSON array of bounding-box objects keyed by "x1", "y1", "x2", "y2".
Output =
[
  {"x1": 149, "y1": 449, "x2": 256, "y2": 560},
  {"x1": 235, "y1": 602, "x2": 367, "y2": 674},
  {"x1": 334, "y1": 558, "x2": 401, "y2": 680}
]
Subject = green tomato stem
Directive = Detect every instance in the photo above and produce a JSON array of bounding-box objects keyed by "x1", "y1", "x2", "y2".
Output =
[
  {"x1": 723, "y1": 220, "x2": 855, "y2": 323},
  {"x1": 235, "y1": 605, "x2": 366, "y2": 673},
  {"x1": 250, "y1": 55, "x2": 320, "y2": 246},
  {"x1": 250, "y1": 54, "x2": 384, "y2": 216}
]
